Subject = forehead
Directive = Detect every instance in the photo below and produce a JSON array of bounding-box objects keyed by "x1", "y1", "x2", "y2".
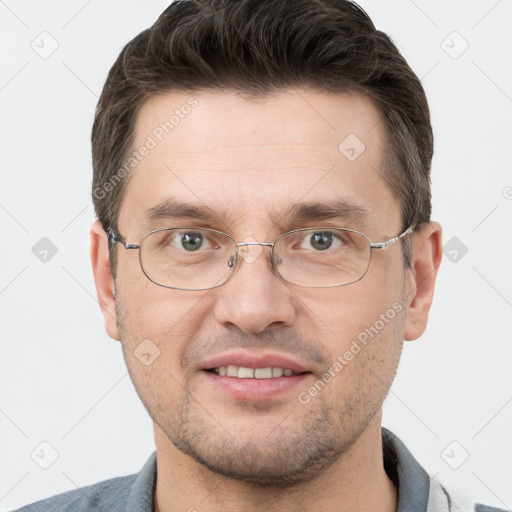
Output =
[{"x1": 118, "y1": 89, "x2": 399, "y2": 236}]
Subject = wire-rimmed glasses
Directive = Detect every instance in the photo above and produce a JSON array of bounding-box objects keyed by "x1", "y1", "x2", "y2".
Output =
[{"x1": 107, "y1": 225, "x2": 415, "y2": 291}]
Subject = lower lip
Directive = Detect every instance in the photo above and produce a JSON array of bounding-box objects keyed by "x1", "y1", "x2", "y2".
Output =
[{"x1": 201, "y1": 370, "x2": 312, "y2": 401}]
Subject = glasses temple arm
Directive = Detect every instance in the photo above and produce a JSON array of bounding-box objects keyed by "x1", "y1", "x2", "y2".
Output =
[
  {"x1": 370, "y1": 224, "x2": 416, "y2": 250},
  {"x1": 106, "y1": 228, "x2": 140, "y2": 250}
]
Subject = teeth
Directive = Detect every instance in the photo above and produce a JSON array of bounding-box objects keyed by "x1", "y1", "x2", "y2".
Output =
[
  {"x1": 272, "y1": 367, "x2": 284, "y2": 377},
  {"x1": 226, "y1": 365, "x2": 238, "y2": 377},
  {"x1": 212, "y1": 365, "x2": 298, "y2": 378},
  {"x1": 238, "y1": 367, "x2": 255, "y2": 378},
  {"x1": 254, "y1": 367, "x2": 272, "y2": 379}
]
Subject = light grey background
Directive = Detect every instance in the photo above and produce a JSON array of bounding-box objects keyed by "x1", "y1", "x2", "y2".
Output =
[{"x1": 1, "y1": 0, "x2": 511, "y2": 510}]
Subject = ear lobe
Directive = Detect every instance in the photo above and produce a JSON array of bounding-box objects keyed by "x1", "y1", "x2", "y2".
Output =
[
  {"x1": 404, "y1": 222, "x2": 443, "y2": 341},
  {"x1": 90, "y1": 219, "x2": 120, "y2": 341}
]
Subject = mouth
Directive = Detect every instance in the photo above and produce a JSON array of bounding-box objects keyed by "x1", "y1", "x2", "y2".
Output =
[
  {"x1": 199, "y1": 353, "x2": 315, "y2": 401},
  {"x1": 206, "y1": 365, "x2": 311, "y2": 379}
]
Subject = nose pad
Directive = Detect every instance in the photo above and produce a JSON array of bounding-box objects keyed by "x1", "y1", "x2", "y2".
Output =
[
  {"x1": 228, "y1": 254, "x2": 237, "y2": 268},
  {"x1": 272, "y1": 252, "x2": 283, "y2": 267}
]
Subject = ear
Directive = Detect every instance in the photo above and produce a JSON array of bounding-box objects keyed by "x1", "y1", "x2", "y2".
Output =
[
  {"x1": 404, "y1": 221, "x2": 443, "y2": 341},
  {"x1": 90, "y1": 220, "x2": 120, "y2": 341}
]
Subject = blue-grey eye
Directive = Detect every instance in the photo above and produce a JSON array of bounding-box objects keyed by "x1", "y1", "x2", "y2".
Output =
[
  {"x1": 309, "y1": 232, "x2": 333, "y2": 251},
  {"x1": 180, "y1": 232, "x2": 204, "y2": 251}
]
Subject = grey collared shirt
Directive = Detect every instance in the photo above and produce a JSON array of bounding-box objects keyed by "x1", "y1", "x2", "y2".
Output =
[{"x1": 12, "y1": 428, "x2": 507, "y2": 512}]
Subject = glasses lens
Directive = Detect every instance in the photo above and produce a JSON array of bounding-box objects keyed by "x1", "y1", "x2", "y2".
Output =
[
  {"x1": 273, "y1": 228, "x2": 371, "y2": 287},
  {"x1": 140, "y1": 228, "x2": 236, "y2": 290}
]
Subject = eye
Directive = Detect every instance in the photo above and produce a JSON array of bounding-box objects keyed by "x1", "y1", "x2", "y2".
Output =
[
  {"x1": 170, "y1": 231, "x2": 207, "y2": 251},
  {"x1": 301, "y1": 231, "x2": 343, "y2": 251}
]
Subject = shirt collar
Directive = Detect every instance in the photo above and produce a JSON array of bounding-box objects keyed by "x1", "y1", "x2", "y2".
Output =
[
  {"x1": 382, "y1": 427, "x2": 431, "y2": 512},
  {"x1": 126, "y1": 451, "x2": 157, "y2": 512}
]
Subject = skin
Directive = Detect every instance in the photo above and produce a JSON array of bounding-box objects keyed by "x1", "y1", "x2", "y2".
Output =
[{"x1": 90, "y1": 88, "x2": 442, "y2": 512}]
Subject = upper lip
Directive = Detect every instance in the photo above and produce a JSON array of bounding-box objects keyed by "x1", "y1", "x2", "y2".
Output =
[{"x1": 200, "y1": 351, "x2": 313, "y2": 374}]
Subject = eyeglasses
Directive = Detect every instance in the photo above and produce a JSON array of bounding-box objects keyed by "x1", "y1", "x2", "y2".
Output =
[{"x1": 107, "y1": 225, "x2": 415, "y2": 291}]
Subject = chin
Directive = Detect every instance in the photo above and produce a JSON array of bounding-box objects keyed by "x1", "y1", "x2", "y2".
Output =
[{"x1": 159, "y1": 395, "x2": 366, "y2": 488}]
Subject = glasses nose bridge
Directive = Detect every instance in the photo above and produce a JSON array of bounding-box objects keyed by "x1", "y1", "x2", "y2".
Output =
[
  {"x1": 236, "y1": 241, "x2": 275, "y2": 249},
  {"x1": 234, "y1": 240, "x2": 275, "y2": 261}
]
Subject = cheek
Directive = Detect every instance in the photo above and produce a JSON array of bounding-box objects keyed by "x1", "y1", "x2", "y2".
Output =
[
  {"x1": 296, "y1": 277, "x2": 406, "y2": 388},
  {"x1": 299, "y1": 268, "x2": 404, "y2": 335},
  {"x1": 115, "y1": 270, "x2": 213, "y2": 370},
  {"x1": 299, "y1": 298, "x2": 405, "y2": 418},
  {"x1": 114, "y1": 286, "x2": 212, "y2": 421}
]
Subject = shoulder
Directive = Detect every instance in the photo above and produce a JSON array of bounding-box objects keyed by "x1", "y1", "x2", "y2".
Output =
[
  {"x1": 381, "y1": 428, "x2": 509, "y2": 512},
  {"x1": 11, "y1": 452, "x2": 157, "y2": 512},
  {"x1": 11, "y1": 473, "x2": 136, "y2": 511},
  {"x1": 430, "y1": 477, "x2": 510, "y2": 512}
]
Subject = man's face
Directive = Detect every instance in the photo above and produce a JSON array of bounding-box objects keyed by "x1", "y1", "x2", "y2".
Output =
[{"x1": 111, "y1": 89, "x2": 411, "y2": 484}]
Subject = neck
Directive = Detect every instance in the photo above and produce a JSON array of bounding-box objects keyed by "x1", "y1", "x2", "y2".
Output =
[{"x1": 153, "y1": 413, "x2": 397, "y2": 512}]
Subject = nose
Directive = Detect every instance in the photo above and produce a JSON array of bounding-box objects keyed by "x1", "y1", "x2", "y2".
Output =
[{"x1": 213, "y1": 244, "x2": 297, "y2": 334}]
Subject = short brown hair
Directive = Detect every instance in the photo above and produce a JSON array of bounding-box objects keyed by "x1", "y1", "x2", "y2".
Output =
[{"x1": 92, "y1": 0, "x2": 433, "y2": 276}]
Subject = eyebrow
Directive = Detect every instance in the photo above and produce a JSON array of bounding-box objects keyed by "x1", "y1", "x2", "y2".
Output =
[
  {"x1": 273, "y1": 200, "x2": 368, "y2": 227},
  {"x1": 142, "y1": 197, "x2": 235, "y2": 228},
  {"x1": 144, "y1": 199, "x2": 211, "y2": 222},
  {"x1": 142, "y1": 197, "x2": 368, "y2": 230}
]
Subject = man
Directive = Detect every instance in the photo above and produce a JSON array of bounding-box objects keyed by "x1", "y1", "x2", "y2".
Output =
[{"x1": 13, "y1": 0, "x2": 507, "y2": 511}]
